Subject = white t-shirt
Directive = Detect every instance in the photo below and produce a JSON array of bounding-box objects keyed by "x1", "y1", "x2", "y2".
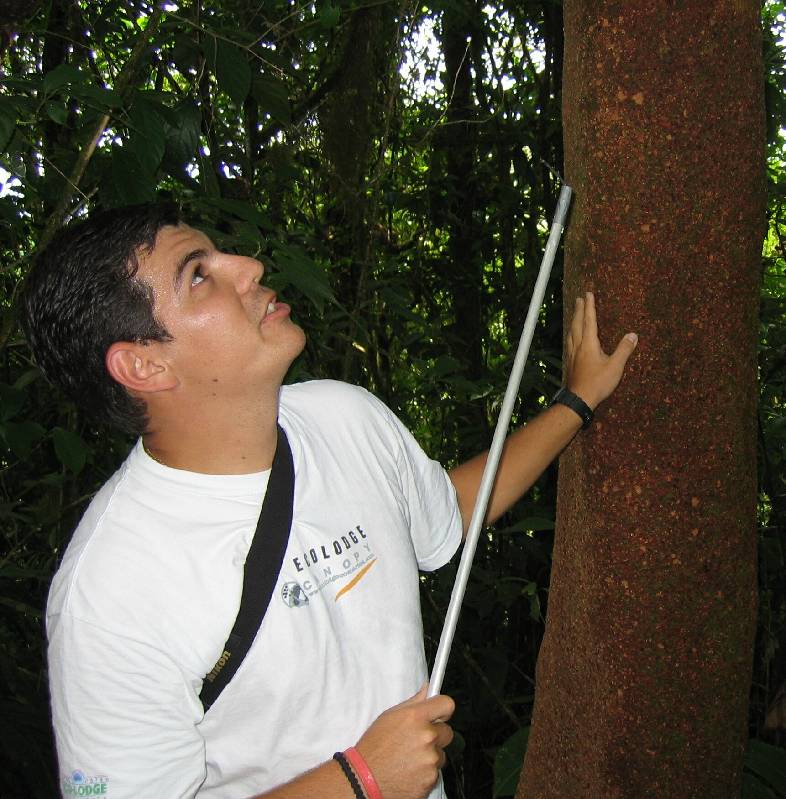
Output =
[{"x1": 48, "y1": 380, "x2": 463, "y2": 799}]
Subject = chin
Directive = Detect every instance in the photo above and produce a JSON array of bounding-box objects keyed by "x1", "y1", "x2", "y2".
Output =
[
  {"x1": 288, "y1": 323, "x2": 307, "y2": 355},
  {"x1": 276, "y1": 324, "x2": 307, "y2": 369}
]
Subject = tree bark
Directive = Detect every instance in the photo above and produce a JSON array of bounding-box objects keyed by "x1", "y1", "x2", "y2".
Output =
[{"x1": 518, "y1": 3, "x2": 765, "y2": 798}]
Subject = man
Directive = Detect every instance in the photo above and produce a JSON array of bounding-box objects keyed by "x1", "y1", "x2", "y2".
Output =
[{"x1": 22, "y1": 203, "x2": 637, "y2": 799}]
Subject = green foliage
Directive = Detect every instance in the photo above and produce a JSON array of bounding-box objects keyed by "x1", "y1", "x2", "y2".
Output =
[
  {"x1": 493, "y1": 726, "x2": 529, "y2": 797},
  {"x1": 490, "y1": 733, "x2": 786, "y2": 799},
  {"x1": 0, "y1": 0, "x2": 784, "y2": 796},
  {"x1": 745, "y1": 739, "x2": 786, "y2": 798}
]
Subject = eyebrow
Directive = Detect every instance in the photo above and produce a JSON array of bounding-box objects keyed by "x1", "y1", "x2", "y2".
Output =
[{"x1": 173, "y1": 248, "x2": 210, "y2": 292}]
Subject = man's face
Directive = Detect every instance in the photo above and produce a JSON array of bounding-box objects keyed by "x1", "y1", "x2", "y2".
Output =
[{"x1": 134, "y1": 224, "x2": 306, "y2": 398}]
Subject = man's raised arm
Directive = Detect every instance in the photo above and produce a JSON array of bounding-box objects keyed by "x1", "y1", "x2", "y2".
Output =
[{"x1": 448, "y1": 292, "x2": 638, "y2": 535}]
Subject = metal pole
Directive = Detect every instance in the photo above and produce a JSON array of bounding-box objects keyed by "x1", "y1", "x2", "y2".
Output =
[{"x1": 428, "y1": 184, "x2": 573, "y2": 697}]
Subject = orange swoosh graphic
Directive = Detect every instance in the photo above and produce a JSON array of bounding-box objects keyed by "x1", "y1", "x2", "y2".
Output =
[{"x1": 335, "y1": 558, "x2": 378, "y2": 601}]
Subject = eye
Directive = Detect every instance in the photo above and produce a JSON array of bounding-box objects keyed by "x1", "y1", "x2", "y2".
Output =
[{"x1": 191, "y1": 265, "x2": 206, "y2": 287}]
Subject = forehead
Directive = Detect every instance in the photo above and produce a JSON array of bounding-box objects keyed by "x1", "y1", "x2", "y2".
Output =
[{"x1": 134, "y1": 224, "x2": 214, "y2": 284}]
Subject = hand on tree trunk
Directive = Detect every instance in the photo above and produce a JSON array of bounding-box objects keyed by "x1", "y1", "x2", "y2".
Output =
[{"x1": 565, "y1": 291, "x2": 638, "y2": 409}]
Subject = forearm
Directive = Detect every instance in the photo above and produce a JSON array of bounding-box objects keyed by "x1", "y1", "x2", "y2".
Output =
[
  {"x1": 448, "y1": 402, "x2": 582, "y2": 533},
  {"x1": 448, "y1": 293, "x2": 639, "y2": 535}
]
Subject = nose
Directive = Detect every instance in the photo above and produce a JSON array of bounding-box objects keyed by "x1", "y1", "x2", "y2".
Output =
[{"x1": 228, "y1": 255, "x2": 264, "y2": 293}]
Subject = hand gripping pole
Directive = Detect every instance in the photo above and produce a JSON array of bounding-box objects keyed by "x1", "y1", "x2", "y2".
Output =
[{"x1": 428, "y1": 185, "x2": 573, "y2": 697}]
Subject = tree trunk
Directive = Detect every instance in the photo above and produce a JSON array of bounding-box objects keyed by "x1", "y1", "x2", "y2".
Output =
[
  {"x1": 320, "y1": 4, "x2": 392, "y2": 385},
  {"x1": 440, "y1": 2, "x2": 484, "y2": 388},
  {"x1": 518, "y1": 3, "x2": 765, "y2": 798}
]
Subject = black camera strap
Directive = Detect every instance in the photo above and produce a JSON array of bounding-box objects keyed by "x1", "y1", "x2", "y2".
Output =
[{"x1": 199, "y1": 423, "x2": 295, "y2": 713}]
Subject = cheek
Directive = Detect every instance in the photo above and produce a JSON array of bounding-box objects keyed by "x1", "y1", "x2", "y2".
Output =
[{"x1": 183, "y1": 305, "x2": 253, "y2": 344}]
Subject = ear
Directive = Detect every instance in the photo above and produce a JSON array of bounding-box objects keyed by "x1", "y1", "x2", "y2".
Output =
[{"x1": 105, "y1": 342, "x2": 178, "y2": 394}]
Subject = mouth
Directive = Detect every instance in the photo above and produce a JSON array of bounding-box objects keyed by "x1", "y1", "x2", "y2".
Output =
[
  {"x1": 260, "y1": 293, "x2": 291, "y2": 325},
  {"x1": 262, "y1": 294, "x2": 278, "y2": 319}
]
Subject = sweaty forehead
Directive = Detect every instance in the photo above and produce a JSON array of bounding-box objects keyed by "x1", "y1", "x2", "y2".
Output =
[
  {"x1": 134, "y1": 224, "x2": 214, "y2": 282},
  {"x1": 143, "y1": 223, "x2": 213, "y2": 259}
]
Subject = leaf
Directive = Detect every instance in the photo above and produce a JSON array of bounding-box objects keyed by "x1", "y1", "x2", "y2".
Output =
[
  {"x1": 493, "y1": 727, "x2": 529, "y2": 797},
  {"x1": 129, "y1": 96, "x2": 167, "y2": 175},
  {"x1": 745, "y1": 739, "x2": 786, "y2": 795},
  {"x1": 319, "y1": 4, "x2": 341, "y2": 29},
  {"x1": 70, "y1": 83, "x2": 121, "y2": 110},
  {"x1": 496, "y1": 517, "x2": 555, "y2": 534},
  {"x1": 268, "y1": 244, "x2": 335, "y2": 314},
  {"x1": 0, "y1": 383, "x2": 24, "y2": 421},
  {"x1": 252, "y1": 75, "x2": 291, "y2": 124},
  {"x1": 111, "y1": 146, "x2": 155, "y2": 205},
  {"x1": 0, "y1": 597, "x2": 43, "y2": 619},
  {"x1": 13, "y1": 369, "x2": 40, "y2": 391},
  {"x1": 214, "y1": 38, "x2": 251, "y2": 106},
  {"x1": 743, "y1": 772, "x2": 779, "y2": 799},
  {"x1": 200, "y1": 197, "x2": 274, "y2": 230},
  {"x1": 430, "y1": 355, "x2": 462, "y2": 379},
  {"x1": 45, "y1": 100, "x2": 68, "y2": 125},
  {"x1": 0, "y1": 97, "x2": 16, "y2": 152},
  {"x1": 160, "y1": 99, "x2": 201, "y2": 166},
  {"x1": 0, "y1": 76, "x2": 36, "y2": 90},
  {"x1": 527, "y1": 588, "x2": 542, "y2": 621},
  {"x1": 52, "y1": 427, "x2": 88, "y2": 474},
  {"x1": 171, "y1": 33, "x2": 201, "y2": 74},
  {"x1": 2, "y1": 421, "x2": 45, "y2": 459},
  {"x1": 42, "y1": 63, "x2": 84, "y2": 96}
]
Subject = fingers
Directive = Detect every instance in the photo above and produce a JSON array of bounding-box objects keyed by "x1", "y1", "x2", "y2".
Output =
[
  {"x1": 569, "y1": 295, "x2": 584, "y2": 351},
  {"x1": 564, "y1": 292, "x2": 637, "y2": 408},
  {"x1": 609, "y1": 332, "x2": 639, "y2": 370},
  {"x1": 433, "y1": 719, "x2": 454, "y2": 749},
  {"x1": 356, "y1": 691, "x2": 455, "y2": 799},
  {"x1": 402, "y1": 685, "x2": 454, "y2": 723},
  {"x1": 425, "y1": 693, "x2": 455, "y2": 724},
  {"x1": 582, "y1": 291, "x2": 598, "y2": 341}
]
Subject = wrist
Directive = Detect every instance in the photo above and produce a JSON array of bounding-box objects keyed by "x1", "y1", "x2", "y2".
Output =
[
  {"x1": 334, "y1": 751, "x2": 366, "y2": 799},
  {"x1": 335, "y1": 747, "x2": 384, "y2": 799},
  {"x1": 550, "y1": 387, "x2": 594, "y2": 429}
]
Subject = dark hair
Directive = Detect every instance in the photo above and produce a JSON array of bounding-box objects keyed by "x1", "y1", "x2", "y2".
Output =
[{"x1": 21, "y1": 203, "x2": 183, "y2": 436}]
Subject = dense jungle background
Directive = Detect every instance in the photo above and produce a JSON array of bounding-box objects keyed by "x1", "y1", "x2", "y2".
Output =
[{"x1": 1, "y1": 1, "x2": 785, "y2": 796}]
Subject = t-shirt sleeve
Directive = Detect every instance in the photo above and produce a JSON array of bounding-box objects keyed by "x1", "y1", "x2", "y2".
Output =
[
  {"x1": 49, "y1": 612, "x2": 206, "y2": 799},
  {"x1": 364, "y1": 392, "x2": 463, "y2": 571}
]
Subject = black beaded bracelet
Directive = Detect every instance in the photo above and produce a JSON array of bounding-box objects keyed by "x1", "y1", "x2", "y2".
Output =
[
  {"x1": 334, "y1": 751, "x2": 365, "y2": 799},
  {"x1": 550, "y1": 387, "x2": 594, "y2": 429}
]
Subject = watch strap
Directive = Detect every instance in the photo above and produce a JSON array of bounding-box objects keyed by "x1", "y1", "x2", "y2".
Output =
[{"x1": 551, "y1": 387, "x2": 594, "y2": 429}]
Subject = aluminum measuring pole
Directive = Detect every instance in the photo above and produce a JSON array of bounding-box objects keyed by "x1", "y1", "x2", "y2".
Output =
[{"x1": 428, "y1": 184, "x2": 573, "y2": 698}]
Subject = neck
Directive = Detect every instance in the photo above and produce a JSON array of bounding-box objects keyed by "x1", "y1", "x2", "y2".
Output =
[{"x1": 142, "y1": 390, "x2": 281, "y2": 474}]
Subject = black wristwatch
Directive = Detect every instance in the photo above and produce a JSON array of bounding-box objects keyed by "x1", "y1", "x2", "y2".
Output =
[{"x1": 550, "y1": 387, "x2": 594, "y2": 429}]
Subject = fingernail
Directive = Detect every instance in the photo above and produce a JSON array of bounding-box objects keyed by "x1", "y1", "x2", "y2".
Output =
[{"x1": 626, "y1": 333, "x2": 638, "y2": 345}]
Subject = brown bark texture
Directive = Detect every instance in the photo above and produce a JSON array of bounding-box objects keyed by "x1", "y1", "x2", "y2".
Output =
[{"x1": 517, "y1": 3, "x2": 765, "y2": 798}]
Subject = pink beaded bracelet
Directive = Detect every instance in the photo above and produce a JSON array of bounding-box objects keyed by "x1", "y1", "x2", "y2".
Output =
[{"x1": 344, "y1": 746, "x2": 384, "y2": 799}]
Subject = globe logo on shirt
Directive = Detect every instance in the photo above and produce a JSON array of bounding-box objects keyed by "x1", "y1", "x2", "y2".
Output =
[
  {"x1": 63, "y1": 771, "x2": 109, "y2": 795},
  {"x1": 281, "y1": 581, "x2": 309, "y2": 608}
]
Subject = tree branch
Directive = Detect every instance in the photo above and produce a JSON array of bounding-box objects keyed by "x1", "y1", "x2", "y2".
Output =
[{"x1": 36, "y1": 6, "x2": 165, "y2": 251}]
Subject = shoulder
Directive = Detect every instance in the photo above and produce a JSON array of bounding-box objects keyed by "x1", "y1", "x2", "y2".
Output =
[
  {"x1": 279, "y1": 380, "x2": 414, "y2": 475},
  {"x1": 280, "y1": 380, "x2": 394, "y2": 428},
  {"x1": 46, "y1": 442, "x2": 193, "y2": 633},
  {"x1": 48, "y1": 455, "x2": 134, "y2": 618},
  {"x1": 281, "y1": 379, "x2": 380, "y2": 409}
]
